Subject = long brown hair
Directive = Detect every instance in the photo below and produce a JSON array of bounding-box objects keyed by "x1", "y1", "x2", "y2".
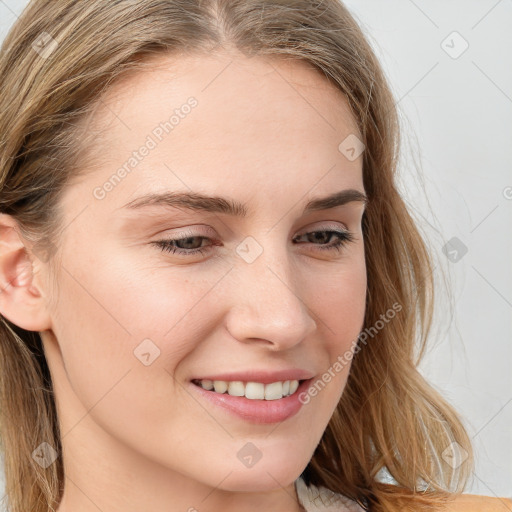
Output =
[{"x1": 0, "y1": 1, "x2": 473, "y2": 511}]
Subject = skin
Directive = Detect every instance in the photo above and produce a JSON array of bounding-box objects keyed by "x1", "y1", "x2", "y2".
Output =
[{"x1": 0, "y1": 49, "x2": 367, "y2": 512}]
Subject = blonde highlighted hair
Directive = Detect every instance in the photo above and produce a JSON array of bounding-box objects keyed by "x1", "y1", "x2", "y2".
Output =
[{"x1": 0, "y1": 1, "x2": 473, "y2": 511}]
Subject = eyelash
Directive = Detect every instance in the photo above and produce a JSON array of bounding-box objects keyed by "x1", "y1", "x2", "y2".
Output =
[{"x1": 152, "y1": 229, "x2": 356, "y2": 256}]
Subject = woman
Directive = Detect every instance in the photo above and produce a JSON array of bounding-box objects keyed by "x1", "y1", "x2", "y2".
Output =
[{"x1": 0, "y1": 1, "x2": 509, "y2": 511}]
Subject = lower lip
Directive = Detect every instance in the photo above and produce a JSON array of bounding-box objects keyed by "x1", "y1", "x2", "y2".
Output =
[{"x1": 189, "y1": 379, "x2": 313, "y2": 424}]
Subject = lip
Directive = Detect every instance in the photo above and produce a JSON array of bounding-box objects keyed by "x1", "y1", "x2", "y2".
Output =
[
  {"x1": 189, "y1": 369, "x2": 315, "y2": 385},
  {"x1": 189, "y1": 377, "x2": 314, "y2": 424}
]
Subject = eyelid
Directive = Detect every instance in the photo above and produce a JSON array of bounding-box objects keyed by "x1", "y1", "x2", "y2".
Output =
[
  {"x1": 158, "y1": 225, "x2": 217, "y2": 238},
  {"x1": 296, "y1": 221, "x2": 350, "y2": 234},
  {"x1": 158, "y1": 220, "x2": 349, "y2": 237}
]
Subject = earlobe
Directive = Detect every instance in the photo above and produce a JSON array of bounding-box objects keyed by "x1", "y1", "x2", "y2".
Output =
[{"x1": 0, "y1": 213, "x2": 52, "y2": 332}]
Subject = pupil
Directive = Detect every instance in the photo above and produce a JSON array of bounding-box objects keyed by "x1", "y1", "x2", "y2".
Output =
[
  {"x1": 180, "y1": 237, "x2": 201, "y2": 249},
  {"x1": 311, "y1": 232, "x2": 328, "y2": 243}
]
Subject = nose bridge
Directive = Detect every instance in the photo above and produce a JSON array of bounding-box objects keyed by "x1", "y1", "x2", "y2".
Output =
[{"x1": 225, "y1": 238, "x2": 317, "y2": 348}]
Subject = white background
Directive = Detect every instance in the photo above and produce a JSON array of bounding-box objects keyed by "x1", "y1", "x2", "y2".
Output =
[{"x1": 0, "y1": 0, "x2": 511, "y2": 502}]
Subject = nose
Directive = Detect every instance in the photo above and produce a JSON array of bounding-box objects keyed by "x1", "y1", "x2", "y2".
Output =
[{"x1": 224, "y1": 249, "x2": 317, "y2": 351}]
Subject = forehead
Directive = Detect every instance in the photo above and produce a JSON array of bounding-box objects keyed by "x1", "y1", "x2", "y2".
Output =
[
  {"x1": 91, "y1": 51, "x2": 359, "y2": 136},
  {"x1": 65, "y1": 51, "x2": 364, "y2": 216}
]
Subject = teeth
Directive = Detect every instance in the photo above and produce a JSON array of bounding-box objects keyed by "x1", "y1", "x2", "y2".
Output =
[
  {"x1": 201, "y1": 379, "x2": 214, "y2": 390},
  {"x1": 213, "y1": 380, "x2": 227, "y2": 393},
  {"x1": 245, "y1": 382, "x2": 265, "y2": 399},
  {"x1": 264, "y1": 381, "x2": 284, "y2": 400},
  {"x1": 197, "y1": 379, "x2": 301, "y2": 400},
  {"x1": 289, "y1": 379, "x2": 299, "y2": 395},
  {"x1": 227, "y1": 381, "x2": 245, "y2": 396}
]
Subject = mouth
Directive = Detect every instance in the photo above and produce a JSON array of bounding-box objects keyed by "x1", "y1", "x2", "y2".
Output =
[
  {"x1": 191, "y1": 378, "x2": 308, "y2": 401},
  {"x1": 189, "y1": 377, "x2": 314, "y2": 424}
]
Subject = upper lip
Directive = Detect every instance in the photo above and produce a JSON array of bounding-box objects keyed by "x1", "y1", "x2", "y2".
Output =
[{"x1": 190, "y1": 369, "x2": 315, "y2": 385}]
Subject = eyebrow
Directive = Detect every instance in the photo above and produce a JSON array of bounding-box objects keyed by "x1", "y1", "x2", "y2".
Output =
[{"x1": 121, "y1": 188, "x2": 368, "y2": 216}]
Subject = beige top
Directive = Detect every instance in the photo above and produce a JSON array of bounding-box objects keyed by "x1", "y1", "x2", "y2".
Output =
[
  {"x1": 294, "y1": 476, "x2": 512, "y2": 512},
  {"x1": 294, "y1": 476, "x2": 365, "y2": 512}
]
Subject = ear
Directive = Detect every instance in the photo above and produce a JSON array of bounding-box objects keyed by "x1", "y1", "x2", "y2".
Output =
[{"x1": 0, "y1": 213, "x2": 52, "y2": 332}]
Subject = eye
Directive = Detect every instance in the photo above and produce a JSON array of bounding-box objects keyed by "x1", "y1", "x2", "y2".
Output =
[
  {"x1": 152, "y1": 228, "x2": 356, "y2": 257},
  {"x1": 152, "y1": 233, "x2": 214, "y2": 256},
  {"x1": 292, "y1": 229, "x2": 356, "y2": 252}
]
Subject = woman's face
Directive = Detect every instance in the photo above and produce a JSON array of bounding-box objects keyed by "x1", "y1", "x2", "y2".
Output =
[{"x1": 40, "y1": 50, "x2": 367, "y2": 507}]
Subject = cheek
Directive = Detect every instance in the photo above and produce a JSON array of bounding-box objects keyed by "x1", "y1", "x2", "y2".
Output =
[
  {"x1": 50, "y1": 248, "x2": 229, "y2": 401},
  {"x1": 309, "y1": 255, "x2": 367, "y2": 344},
  {"x1": 310, "y1": 257, "x2": 367, "y2": 393},
  {"x1": 50, "y1": 258, "x2": 221, "y2": 463},
  {"x1": 298, "y1": 281, "x2": 366, "y2": 423}
]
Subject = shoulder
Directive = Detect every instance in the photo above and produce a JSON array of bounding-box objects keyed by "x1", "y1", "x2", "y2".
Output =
[
  {"x1": 389, "y1": 493, "x2": 512, "y2": 512},
  {"x1": 295, "y1": 478, "x2": 512, "y2": 512},
  {"x1": 440, "y1": 494, "x2": 512, "y2": 512}
]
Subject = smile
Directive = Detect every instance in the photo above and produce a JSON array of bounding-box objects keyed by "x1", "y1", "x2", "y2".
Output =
[{"x1": 191, "y1": 378, "x2": 303, "y2": 400}]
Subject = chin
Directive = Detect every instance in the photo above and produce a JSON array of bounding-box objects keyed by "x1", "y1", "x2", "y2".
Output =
[{"x1": 211, "y1": 462, "x2": 303, "y2": 493}]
